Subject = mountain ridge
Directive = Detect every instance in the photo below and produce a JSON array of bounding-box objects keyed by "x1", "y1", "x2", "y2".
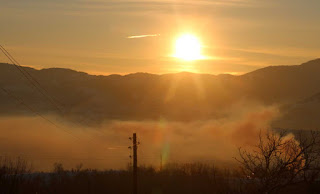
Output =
[
  {"x1": 1, "y1": 59, "x2": 320, "y2": 127},
  {"x1": 2, "y1": 58, "x2": 320, "y2": 78}
]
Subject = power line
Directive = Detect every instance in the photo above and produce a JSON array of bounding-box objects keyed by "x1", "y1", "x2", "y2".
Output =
[
  {"x1": 0, "y1": 86, "x2": 127, "y2": 154},
  {"x1": 0, "y1": 45, "x2": 111, "y2": 138},
  {"x1": 0, "y1": 45, "x2": 131, "y2": 160},
  {"x1": 0, "y1": 45, "x2": 108, "y2": 141},
  {"x1": 0, "y1": 87, "x2": 81, "y2": 141},
  {"x1": 0, "y1": 43, "x2": 133, "y2": 164},
  {"x1": 0, "y1": 45, "x2": 64, "y2": 114}
]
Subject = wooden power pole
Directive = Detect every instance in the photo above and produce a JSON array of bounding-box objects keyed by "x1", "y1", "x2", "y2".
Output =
[
  {"x1": 133, "y1": 133, "x2": 138, "y2": 194},
  {"x1": 160, "y1": 154, "x2": 163, "y2": 171}
]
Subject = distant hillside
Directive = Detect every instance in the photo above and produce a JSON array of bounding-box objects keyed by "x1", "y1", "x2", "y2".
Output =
[
  {"x1": 273, "y1": 92, "x2": 320, "y2": 130},
  {"x1": 1, "y1": 59, "x2": 320, "y2": 126}
]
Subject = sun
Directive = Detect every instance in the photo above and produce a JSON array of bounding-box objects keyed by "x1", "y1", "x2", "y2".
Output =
[{"x1": 174, "y1": 34, "x2": 203, "y2": 61}]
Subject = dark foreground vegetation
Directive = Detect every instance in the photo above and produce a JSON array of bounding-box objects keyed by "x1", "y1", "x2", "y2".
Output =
[
  {"x1": 0, "y1": 162, "x2": 242, "y2": 194},
  {"x1": 2, "y1": 130, "x2": 320, "y2": 194},
  {"x1": 0, "y1": 161, "x2": 319, "y2": 194}
]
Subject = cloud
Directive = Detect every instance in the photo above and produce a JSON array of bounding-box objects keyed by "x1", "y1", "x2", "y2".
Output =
[
  {"x1": 127, "y1": 34, "x2": 161, "y2": 39},
  {"x1": 83, "y1": 0, "x2": 256, "y2": 7},
  {"x1": 224, "y1": 46, "x2": 320, "y2": 59}
]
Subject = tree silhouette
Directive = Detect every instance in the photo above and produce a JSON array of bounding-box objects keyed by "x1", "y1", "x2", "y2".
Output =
[{"x1": 236, "y1": 130, "x2": 320, "y2": 193}]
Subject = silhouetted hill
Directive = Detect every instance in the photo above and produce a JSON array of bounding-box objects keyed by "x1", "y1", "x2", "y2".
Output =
[
  {"x1": 1, "y1": 59, "x2": 320, "y2": 126},
  {"x1": 273, "y1": 91, "x2": 320, "y2": 130},
  {"x1": 239, "y1": 58, "x2": 320, "y2": 103}
]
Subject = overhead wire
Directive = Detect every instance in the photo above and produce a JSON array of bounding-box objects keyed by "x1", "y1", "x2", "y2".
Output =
[
  {"x1": 0, "y1": 45, "x2": 125, "y2": 150},
  {"x1": 0, "y1": 87, "x2": 81, "y2": 141},
  {"x1": 0, "y1": 45, "x2": 135, "y2": 167},
  {"x1": 0, "y1": 45, "x2": 64, "y2": 114},
  {"x1": 0, "y1": 45, "x2": 113, "y2": 139},
  {"x1": 0, "y1": 86, "x2": 135, "y2": 165},
  {"x1": 0, "y1": 86, "x2": 123, "y2": 149}
]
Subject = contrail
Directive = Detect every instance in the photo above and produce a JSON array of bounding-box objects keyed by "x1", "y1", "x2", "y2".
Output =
[{"x1": 127, "y1": 34, "x2": 160, "y2": 39}]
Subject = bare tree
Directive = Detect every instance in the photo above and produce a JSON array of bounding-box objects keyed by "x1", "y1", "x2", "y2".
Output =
[
  {"x1": 235, "y1": 130, "x2": 320, "y2": 193},
  {"x1": 0, "y1": 156, "x2": 32, "y2": 193}
]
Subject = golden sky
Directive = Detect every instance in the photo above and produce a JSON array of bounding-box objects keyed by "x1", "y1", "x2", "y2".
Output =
[{"x1": 1, "y1": 0, "x2": 320, "y2": 75}]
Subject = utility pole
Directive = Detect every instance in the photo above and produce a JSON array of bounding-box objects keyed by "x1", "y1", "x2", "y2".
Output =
[
  {"x1": 133, "y1": 133, "x2": 138, "y2": 194},
  {"x1": 160, "y1": 154, "x2": 162, "y2": 171}
]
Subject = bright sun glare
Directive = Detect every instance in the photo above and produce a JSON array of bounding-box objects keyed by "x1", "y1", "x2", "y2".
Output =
[{"x1": 174, "y1": 34, "x2": 203, "y2": 61}]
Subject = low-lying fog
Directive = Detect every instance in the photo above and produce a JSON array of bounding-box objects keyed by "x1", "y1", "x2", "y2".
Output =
[{"x1": 0, "y1": 103, "x2": 280, "y2": 171}]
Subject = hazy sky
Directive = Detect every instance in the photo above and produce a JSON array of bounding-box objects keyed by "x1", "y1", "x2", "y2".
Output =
[{"x1": 1, "y1": 0, "x2": 320, "y2": 75}]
